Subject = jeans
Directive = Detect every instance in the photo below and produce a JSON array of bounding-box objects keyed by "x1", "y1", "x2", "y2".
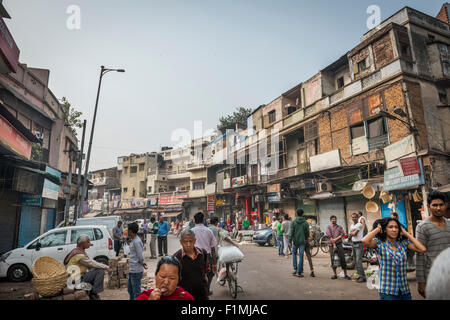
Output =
[
  {"x1": 302, "y1": 243, "x2": 314, "y2": 273},
  {"x1": 292, "y1": 244, "x2": 306, "y2": 275},
  {"x1": 158, "y1": 235, "x2": 168, "y2": 256},
  {"x1": 379, "y1": 292, "x2": 412, "y2": 300},
  {"x1": 150, "y1": 234, "x2": 157, "y2": 258},
  {"x1": 114, "y1": 239, "x2": 121, "y2": 257},
  {"x1": 352, "y1": 242, "x2": 366, "y2": 280},
  {"x1": 127, "y1": 272, "x2": 143, "y2": 300},
  {"x1": 273, "y1": 231, "x2": 278, "y2": 247},
  {"x1": 277, "y1": 235, "x2": 284, "y2": 255},
  {"x1": 283, "y1": 236, "x2": 291, "y2": 255}
]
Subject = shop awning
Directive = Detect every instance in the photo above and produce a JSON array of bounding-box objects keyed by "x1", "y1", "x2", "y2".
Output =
[{"x1": 161, "y1": 212, "x2": 182, "y2": 218}]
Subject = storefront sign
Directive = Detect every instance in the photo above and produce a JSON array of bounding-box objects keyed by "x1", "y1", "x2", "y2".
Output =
[
  {"x1": 42, "y1": 166, "x2": 61, "y2": 200},
  {"x1": 207, "y1": 195, "x2": 215, "y2": 212},
  {"x1": 0, "y1": 17, "x2": 20, "y2": 73},
  {"x1": 216, "y1": 198, "x2": 226, "y2": 206},
  {"x1": 399, "y1": 157, "x2": 420, "y2": 176},
  {"x1": 232, "y1": 175, "x2": 247, "y2": 188},
  {"x1": 310, "y1": 149, "x2": 342, "y2": 172},
  {"x1": 158, "y1": 194, "x2": 187, "y2": 205},
  {"x1": 147, "y1": 197, "x2": 158, "y2": 206},
  {"x1": 0, "y1": 114, "x2": 32, "y2": 159},
  {"x1": 384, "y1": 135, "x2": 416, "y2": 169},
  {"x1": 267, "y1": 192, "x2": 281, "y2": 202},
  {"x1": 267, "y1": 184, "x2": 280, "y2": 193},
  {"x1": 21, "y1": 194, "x2": 42, "y2": 207},
  {"x1": 384, "y1": 159, "x2": 424, "y2": 191}
]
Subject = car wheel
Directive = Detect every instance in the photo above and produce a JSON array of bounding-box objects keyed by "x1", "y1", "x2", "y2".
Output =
[
  {"x1": 94, "y1": 257, "x2": 109, "y2": 266},
  {"x1": 7, "y1": 264, "x2": 30, "y2": 282},
  {"x1": 267, "y1": 235, "x2": 273, "y2": 247},
  {"x1": 258, "y1": 243, "x2": 265, "y2": 247}
]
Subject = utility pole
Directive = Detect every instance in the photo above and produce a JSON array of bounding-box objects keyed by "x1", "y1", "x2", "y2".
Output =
[
  {"x1": 74, "y1": 119, "x2": 87, "y2": 222},
  {"x1": 64, "y1": 146, "x2": 75, "y2": 224}
]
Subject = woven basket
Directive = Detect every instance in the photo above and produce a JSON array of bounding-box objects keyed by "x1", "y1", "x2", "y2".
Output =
[
  {"x1": 32, "y1": 272, "x2": 68, "y2": 297},
  {"x1": 32, "y1": 256, "x2": 66, "y2": 279}
]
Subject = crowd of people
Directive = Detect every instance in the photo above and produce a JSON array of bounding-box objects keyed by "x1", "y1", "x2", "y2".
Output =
[{"x1": 62, "y1": 190, "x2": 448, "y2": 300}]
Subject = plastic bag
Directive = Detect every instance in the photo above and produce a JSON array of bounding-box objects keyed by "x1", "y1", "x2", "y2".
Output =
[
  {"x1": 218, "y1": 245, "x2": 244, "y2": 263},
  {"x1": 123, "y1": 243, "x2": 130, "y2": 256}
]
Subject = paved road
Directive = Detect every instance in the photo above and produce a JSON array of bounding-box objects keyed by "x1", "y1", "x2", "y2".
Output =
[{"x1": 0, "y1": 234, "x2": 424, "y2": 300}]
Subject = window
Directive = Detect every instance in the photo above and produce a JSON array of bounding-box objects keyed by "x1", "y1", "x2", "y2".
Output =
[
  {"x1": 268, "y1": 110, "x2": 276, "y2": 123},
  {"x1": 287, "y1": 106, "x2": 297, "y2": 115},
  {"x1": 40, "y1": 231, "x2": 67, "y2": 248},
  {"x1": 298, "y1": 127, "x2": 305, "y2": 144},
  {"x1": 130, "y1": 166, "x2": 137, "y2": 173},
  {"x1": 148, "y1": 186, "x2": 152, "y2": 193},
  {"x1": 123, "y1": 187, "x2": 128, "y2": 193},
  {"x1": 367, "y1": 117, "x2": 387, "y2": 138},
  {"x1": 124, "y1": 166, "x2": 128, "y2": 174},
  {"x1": 350, "y1": 123, "x2": 365, "y2": 139},
  {"x1": 70, "y1": 229, "x2": 94, "y2": 244},
  {"x1": 357, "y1": 59, "x2": 369, "y2": 72},
  {"x1": 400, "y1": 43, "x2": 412, "y2": 60},
  {"x1": 337, "y1": 77, "x2": 345, "y2": 89},
  {"x1": 94, "y1": 228, "x2": 103, "y2": 240},
  {"x1": 139, "y1": 163, "x2": 145, "y2": 171},
  {"x1": 439, "y1": 92, "x2": 448, "y2": 105},
  {"x1": 193, "y1": 181, "x2": 205, "y2": 190}
]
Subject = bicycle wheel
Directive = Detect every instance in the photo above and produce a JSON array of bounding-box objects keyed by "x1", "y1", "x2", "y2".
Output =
[
  {"x1": 226, "y1": 263, "x2": 238, "y2": 299},
  {"x1": 320, "y1": 235, "x2": 329, "y2": 253},
  {"x1": 310, "y1": 240, "x2": 319, "y2": 257}
]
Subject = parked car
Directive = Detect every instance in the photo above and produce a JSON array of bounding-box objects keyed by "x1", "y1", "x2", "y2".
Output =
[
  {"x1": 252, "y1": 227, "x2": 274, "y2": 246},
  {"x1": 57, "y1": 216, "x2": 120, "y2": 236},
  {"x1": 0, "y1": 225, "x2": 115, "y2": 282}
]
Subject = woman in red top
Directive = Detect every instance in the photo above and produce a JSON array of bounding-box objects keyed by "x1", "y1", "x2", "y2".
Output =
[{"x1": 137, "y1": 256, "x2": 194, "y2": 300}]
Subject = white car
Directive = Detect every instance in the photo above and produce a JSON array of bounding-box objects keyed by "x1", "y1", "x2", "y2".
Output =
[
  {"x1": 0, "y1": 225, "x2": 115, "y2": 282},
  {"x1": 57, "y1": 216, "x2": 121, "y2": 236}
]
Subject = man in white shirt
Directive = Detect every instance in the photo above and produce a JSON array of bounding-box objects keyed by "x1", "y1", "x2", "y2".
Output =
[{"x1": 349, "y1": 212, "x2": 366, "y2": 283}]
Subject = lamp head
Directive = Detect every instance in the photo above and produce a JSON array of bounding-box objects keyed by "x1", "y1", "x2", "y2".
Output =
[{"x1": 393, "y1": 107, "x2": 407, "y2": 118}]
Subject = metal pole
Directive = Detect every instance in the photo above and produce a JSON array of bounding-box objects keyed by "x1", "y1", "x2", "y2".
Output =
[
  {"x1": 64, "y1": 148, "x2": 74, "y2": 224},
  {"x1": 81, "y1": 66, "x2": 105, "y2": 208},
  {"x1": 75, "y1": 119, "x2": 87, "y2": 221}
]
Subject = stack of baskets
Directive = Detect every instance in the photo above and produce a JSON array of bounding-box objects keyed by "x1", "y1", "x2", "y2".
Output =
[{"x1": 31, "y1": 256, "x2": 68, "y2": 297}]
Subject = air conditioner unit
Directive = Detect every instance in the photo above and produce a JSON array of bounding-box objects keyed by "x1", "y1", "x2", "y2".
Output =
[{"x1": 316, "y1": 182, "x2": 332, "y2": 193}]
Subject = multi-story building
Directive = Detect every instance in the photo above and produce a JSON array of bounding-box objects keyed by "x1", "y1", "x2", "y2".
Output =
[{"x1": 87, "y1": 167, "x2": 121, "y2": 213}]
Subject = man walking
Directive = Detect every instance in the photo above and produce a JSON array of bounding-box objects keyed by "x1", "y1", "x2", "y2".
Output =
[
  {"x1": 141, "y1": 219, "x2": 148, "y2": 245},
  {"x1": 157, "y1": 216, "x2": 169, "y2": 257},
  {"x1": 191, "y1": 212, "x2": 217, "y2": 296},
  {"x1": 281, "y1": 214, "x2": 291, "y2": 256},
  {"x1": 301, "y1": 219, "x2": 316, "y2": 277},
  {"x1": 326, "y1": 215, "x2": 351, "y2": 280},
  {"x1": 112, "y1": 221, "x2": 123, "y2": 257},
  {"x1": 289, "y1": 209, "x2": 310, "y2": 277},
  {"x1": 416, "y1": 191, "x2": 450, "y2": 298},
  {"x1": 149, "y1": 217, "x2": 158, "y2": 259},
  {"x1": 276, "y1": 217, "x2": 284, "y2": 256},
  {"x1": 271, "y1": 216, "x2": 278, "y2": 248},
  {"x1": 127, "y1": 222, "x2": 147, "y2": 300},
  {"x1": 349, "y1": 212, "x2": 366, "y2": 283}
]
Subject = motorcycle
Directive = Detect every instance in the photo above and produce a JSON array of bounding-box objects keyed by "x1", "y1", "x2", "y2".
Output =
[{"x1": 337, "y1": 235, "x2": 378, "y2": 270}]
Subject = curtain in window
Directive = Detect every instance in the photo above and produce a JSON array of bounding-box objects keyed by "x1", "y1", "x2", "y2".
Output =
[
  {"x1": 368, "y1": 117, "x2": 385, "y2": 137},
  {"x1": 351, "y1": 124, "x2": 365, "y2": 139}
]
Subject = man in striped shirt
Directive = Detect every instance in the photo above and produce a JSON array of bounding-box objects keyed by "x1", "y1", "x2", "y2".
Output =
[{"x1": 416, "y1": 191, "x2": 450, "y2": 298}]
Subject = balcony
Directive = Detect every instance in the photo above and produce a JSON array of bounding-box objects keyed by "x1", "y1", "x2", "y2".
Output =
[
  {"x1": 259, "y1": 165, "x2": 309, "y2": 183},
  {"x1": 189, "y1": 189, "x2": 206, "y2": 198},
  {"x1": 205, "y1": 182, "x2": 216, "y2": 195}
]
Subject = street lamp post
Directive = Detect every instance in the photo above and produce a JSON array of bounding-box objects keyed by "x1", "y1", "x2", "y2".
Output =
[{"x1": 80, "y1": 66, "x2": 125, "y2": 216}]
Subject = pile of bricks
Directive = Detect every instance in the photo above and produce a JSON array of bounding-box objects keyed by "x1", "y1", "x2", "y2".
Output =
[
  {"x1": 107, "y1": 256, "x2": 130, "y2": 289},
  {"x1": 141, "y1": 271, "x2": 155, "y2": 291},
  {"x1": 24, "y1": 287, "x2": 89, "y2": 300}
]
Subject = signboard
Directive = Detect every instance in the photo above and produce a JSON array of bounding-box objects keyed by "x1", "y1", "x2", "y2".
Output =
[
  {"x1": 232, "y1": 175, "x2": 246, "y2": 188},
  {"x1": 0, "y1": 17, "x2": 20, "y2": 73},
  {"x1": 352, "y1": 136, "x2": 369, "y2": 155},
  {"x1": 0, "y1": 114, "x2": 31, "y2": 159},
  {"x1": 399, "y1": 157, "x2": 420, "y2": 176},
  {"x1": 158, "y1": 194, "x2": 187, "y2": 205},
  {"x1": 21, "y1": 194, "x2": 42, "y2": 207},
  {"x1": 207, "y1": 195, "x2": 215, "y2": 212},
  {"x1": 42, "y1": 166, "x2": 61, "y2": 200},
  {"x1": 310, "y1": 149, "x2": 342, "y2": 172},
  {"x1": 267, "y1": 192, "x2": 281, "y2": 202},
  {"x1": 147, "y1": 197, "x2": 158, "y2": 206},
  {"x1": 384, "y1": 135, "x2": 416, "y2": 169},
  {"x1": 384, "y1": 159, "x2": 424, "y2": 191},
  {"x1": 267, "y1": 184, "x2": 280, "y2": 193}
]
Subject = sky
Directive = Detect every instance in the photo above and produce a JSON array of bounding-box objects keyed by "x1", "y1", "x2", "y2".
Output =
[{"x1": 3, "y1": 0, "x2": 445, "y2": 171}]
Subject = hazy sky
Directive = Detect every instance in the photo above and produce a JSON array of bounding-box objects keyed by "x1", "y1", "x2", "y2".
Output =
[{"x1": 4, "y1": 0, "x2": 445, "y2": 171}]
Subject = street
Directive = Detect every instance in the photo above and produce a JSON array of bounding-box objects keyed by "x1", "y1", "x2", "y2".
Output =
[{"x1": 100, "y1": 235, "x2": 424, "y2": 300}]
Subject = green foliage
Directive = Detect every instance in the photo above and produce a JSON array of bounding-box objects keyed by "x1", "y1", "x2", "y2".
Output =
[
  {"x1": 60, "y1": 97, "x2": 83, "y2": 137},
  {"x1": 31, "y1": 143, "x2": 42, "y2": 161},
  {"x1": 217, "y1": 107, "x2": 253, "y2": 130}
]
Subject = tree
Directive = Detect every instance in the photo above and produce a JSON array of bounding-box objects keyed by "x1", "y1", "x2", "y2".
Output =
[
  {"x1": 60, "y1": 97, "x2": 83, "y2": 137},
  {"x1": 217, "y1": 107, "x2": 253, "y2": 130}
]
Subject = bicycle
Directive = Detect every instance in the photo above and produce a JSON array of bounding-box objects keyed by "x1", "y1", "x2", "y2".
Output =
[
  {"x1": 319, "y1": 234, "x2": 329, "y2": 253},
  {"x1": 217, "y1": 260, "x2": 243, "y2": 299}
]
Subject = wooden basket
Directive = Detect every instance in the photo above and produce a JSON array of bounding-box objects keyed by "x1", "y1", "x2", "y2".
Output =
[
  {"x1": 32, "y1": 256, "x2": 66, "y2": 279},
  {"x1": 32, "y1": 272, "x2": 68, "y2": 297}
]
